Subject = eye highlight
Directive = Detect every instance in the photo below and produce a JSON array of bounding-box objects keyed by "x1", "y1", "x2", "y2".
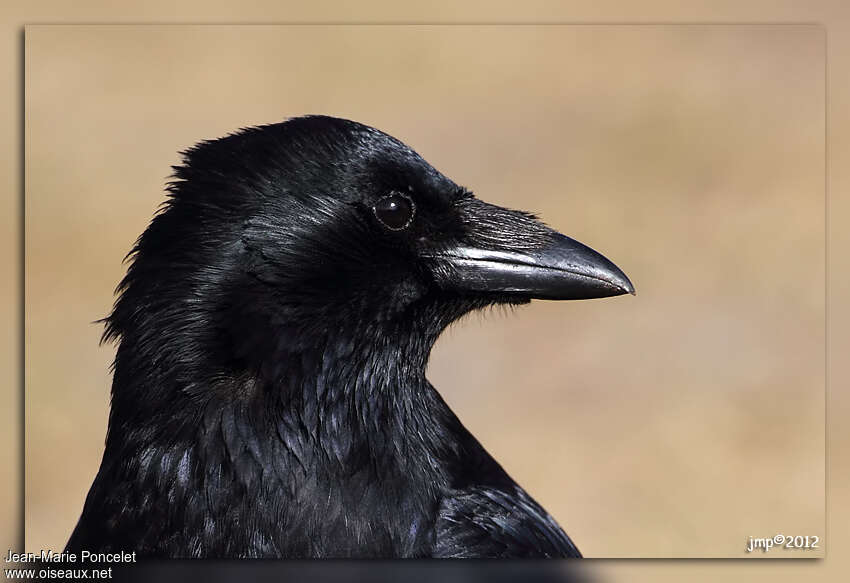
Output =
[{"x1": 372, "y1": 193, "x2": 415, "y2": 231}]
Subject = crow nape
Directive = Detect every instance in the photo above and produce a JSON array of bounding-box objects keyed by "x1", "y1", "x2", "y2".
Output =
[{"x1": 66, "y1": 115, "x2": 633, "y2": 558}]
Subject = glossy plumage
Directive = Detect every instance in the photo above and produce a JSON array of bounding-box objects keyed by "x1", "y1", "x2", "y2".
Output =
[{"x1": 67, "y1": 116, "x2": 632, "y2": 558}]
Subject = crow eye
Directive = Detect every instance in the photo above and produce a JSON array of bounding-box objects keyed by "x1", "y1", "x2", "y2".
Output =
[{"x1": 373, "y1": 193, "x2": 415, "y2": 231}]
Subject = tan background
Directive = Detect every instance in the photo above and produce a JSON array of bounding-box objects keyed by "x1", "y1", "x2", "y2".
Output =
[
  {"x1": 23, "y1": 24, "x2": 824, "y2": 558},
  {"x1": 4, "y1": 1, "x2": 849, "y2": 580}
]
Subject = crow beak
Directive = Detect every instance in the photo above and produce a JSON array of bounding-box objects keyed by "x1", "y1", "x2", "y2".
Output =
[{"x1": 440, "y1": 231, "x2": 634, "y2": 300}]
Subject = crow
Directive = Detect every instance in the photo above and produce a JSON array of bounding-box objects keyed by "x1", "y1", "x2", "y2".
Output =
[{"x1": 66, "y1": 115, "x2": 633, "y2": 559}]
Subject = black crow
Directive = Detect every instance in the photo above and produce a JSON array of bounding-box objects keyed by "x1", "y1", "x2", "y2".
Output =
[{"x1": 66, "y1": 116, "x2": 633, "y2": 558}]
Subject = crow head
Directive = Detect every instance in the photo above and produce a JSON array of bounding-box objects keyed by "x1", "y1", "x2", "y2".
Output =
[
  {"x1": 106, "y1": 116, "x2": 632, "y2": 401},
  {"x1": 78, "y1": 116, "x2": 631, "y2": 558}
]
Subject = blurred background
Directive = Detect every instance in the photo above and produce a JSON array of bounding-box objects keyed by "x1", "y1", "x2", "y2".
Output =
[{"x1": 23, "y1": 24, "x2": 824, "y2": 558}]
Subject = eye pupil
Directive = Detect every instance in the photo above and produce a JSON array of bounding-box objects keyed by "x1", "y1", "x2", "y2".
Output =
[{"x1": 373, "y1": 194, "x2": 415, "y2": 230}]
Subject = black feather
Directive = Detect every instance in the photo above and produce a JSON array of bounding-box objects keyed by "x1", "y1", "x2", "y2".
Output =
[{"x1": 66, "y1": 115, "x2": 581, "y2": 558}]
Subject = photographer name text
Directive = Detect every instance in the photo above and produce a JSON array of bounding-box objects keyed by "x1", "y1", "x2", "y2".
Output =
[{"x1": 5, "y1": 549, "x2": 137, "y2": 563}]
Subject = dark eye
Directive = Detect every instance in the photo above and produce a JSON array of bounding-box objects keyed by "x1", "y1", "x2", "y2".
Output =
[{"x1": 372, "y1": 193, "x2": 415, "y2": 231}]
